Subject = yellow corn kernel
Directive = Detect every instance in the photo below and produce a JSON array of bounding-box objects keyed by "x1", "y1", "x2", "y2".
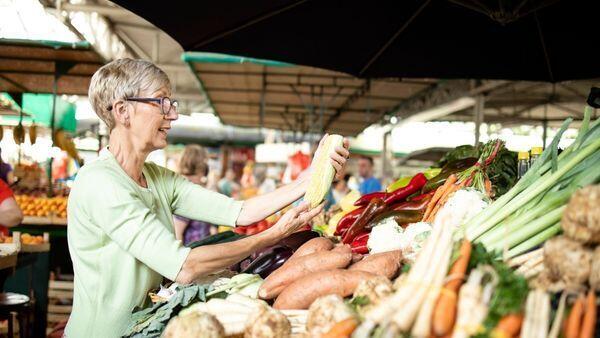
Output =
[{"x1": 304, "y1": 134, "x2": 344, "y2": 208}]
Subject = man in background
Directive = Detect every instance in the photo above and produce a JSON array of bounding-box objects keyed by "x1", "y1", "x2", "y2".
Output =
[{"x1": 357, "y1": 156, "x2": 382, "y2": 195}]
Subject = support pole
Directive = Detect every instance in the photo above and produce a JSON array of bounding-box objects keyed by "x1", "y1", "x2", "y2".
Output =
[
  {"x1": 542, "y1": 119, "x2": 548, "y2": 149},
  {"x1": 474, "y1": 95, "x2": 485, "y2": 147},
  {"x1": 48, "y1": 72, "x2": 58, "y2": 197},
  {"x1": 382, "y1": 129, "x2": 392, "y2": 184}
]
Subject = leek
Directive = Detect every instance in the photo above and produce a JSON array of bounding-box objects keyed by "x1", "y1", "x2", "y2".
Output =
[
  {"x1": 457, "y1": 100, "x2": 600, "y2": 258},
  {"x1": 505, "y1": 222, "x2": 561, "y2": 260}
]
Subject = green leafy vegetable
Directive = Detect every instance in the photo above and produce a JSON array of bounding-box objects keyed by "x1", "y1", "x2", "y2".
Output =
[
  {"x1": 468, "y1": 243, "x2": 529, "y2": 337},
  {"x1": 123, "y1": 284, "x2": 210, "y2": 338},
  {"x1": 438, "y1": 145, "x2": 479, "y2": 167}
]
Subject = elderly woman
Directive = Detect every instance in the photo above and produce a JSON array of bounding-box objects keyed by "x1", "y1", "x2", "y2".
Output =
[{"x1": 66, "y1": 58, "x2": 349, "y2": 337}]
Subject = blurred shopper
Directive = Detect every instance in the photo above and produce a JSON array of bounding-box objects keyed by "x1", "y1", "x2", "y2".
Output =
[
  {"x1": 358, "y1": 156, "x2": 382, "y2": 194},
  {"x1": 174, "y1": 145, "x2": 216, "y2": 245},
  {"x1": 218, "y1": 168, "x2": 239, "y2": 197},
  {"x1": 332, "y1": 174, "x2": 351, "y2": 204},
  {"x1": 178, "y1": 144, "x2": 208, "y2": 186},
  {"x1": 0, "y1": 147, "x2": 14, "y2": 184},
  {"x1": 0, "y1": 178, "x2": 23, "y2": 234}
]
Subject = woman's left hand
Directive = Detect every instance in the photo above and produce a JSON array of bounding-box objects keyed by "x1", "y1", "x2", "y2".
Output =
[
  {"x1": 297, "y1": 135, "x2": 350, "y2": 186},
  {"x1": 329, "y1": 137, "x2": 350, "y2": 180}
]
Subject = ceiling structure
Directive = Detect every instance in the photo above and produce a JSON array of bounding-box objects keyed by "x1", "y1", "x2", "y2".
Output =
[
  {"x1": 0, "y1": 39, "x2": 104, "y2": 95},
  {"x1": 26, "y1": 1, "x2": 600, "y2": 137},
  {"x1": 184, "y1": 52, "x2": 434, "y2": 135}
]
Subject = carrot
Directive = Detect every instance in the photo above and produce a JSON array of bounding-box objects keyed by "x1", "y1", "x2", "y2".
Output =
[
  {"x1": 485, "y1": 177, "x2": 493, "y2": 197},
  {"x1": 566, "y1": 295, "x2": 585, "y2": 338},
  {"x1": 259, "y1": 248, "x2": 352, "y2": 299},
  {"x1": 426, "y1": 179, "x2": 465, "y2": 222},
  {"x1": 432, "y1": 239, "x2": 472, "y2": 336},
  {"x1": 348, "y1": 250, "x2": 402, "y2": 279},
  {"x1": 273, "y1": 269, "x2": 378, "y2": 309},
  {"x1": 491, "y1": 313, "x2": 523, "y2": 338},
  {"x1": 322, "y1": 318, "x2": 358, "y2": 338},
  {"x1": 579, "y1": 290, "x2": 597, "y2": 338},
  {"x1": 423, "y1": 174, "x2": 457, "y2": 221}
]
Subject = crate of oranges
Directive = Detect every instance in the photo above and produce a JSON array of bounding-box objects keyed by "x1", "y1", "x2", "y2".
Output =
[
  {"x1": 15, "y1": 195, "x2": 68, "y2": 221},
  {"x1": 0, "y1": 232, "x2": 50, "y2": 253}
]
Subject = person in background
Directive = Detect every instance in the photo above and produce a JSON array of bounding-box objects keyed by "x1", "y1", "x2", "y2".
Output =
[
  {"x1": 0, "y1": 178, "x2": 23, "y2": 234},
  {"x1": 0, "y1": 147, "x2": 14, "y2": 184},
  {"x1": 173, "y1": 145, "x2": 216, "y2": 245},
  {"x1": 357, "y1": 156, "x2": 382, "y2": 195},
  {"x1": 332, "y1": 174, "x2": 351, "y2": 204},
  {"x1": 218, "y1": 168, "x2": 239, "y2": 197}
]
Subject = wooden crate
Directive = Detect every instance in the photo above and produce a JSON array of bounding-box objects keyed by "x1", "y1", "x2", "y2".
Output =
[{"x1": 47, "y1": 280, "x2": 73, "y2": 329}]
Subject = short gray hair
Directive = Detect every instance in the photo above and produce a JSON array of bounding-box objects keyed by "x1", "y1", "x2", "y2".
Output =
[{"x1": 88, "y1": 58, "x2": 171, "y2": 131}]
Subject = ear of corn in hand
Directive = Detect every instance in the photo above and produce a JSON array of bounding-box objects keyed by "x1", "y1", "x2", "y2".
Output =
[{"x1": 304, "y1": 134, "x2": 344, "y2": 208}]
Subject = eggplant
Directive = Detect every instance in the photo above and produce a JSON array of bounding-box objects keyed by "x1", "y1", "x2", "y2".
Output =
[
  {"x1": 241, "y1": 246, "x2": 294, "y2": 278},
  {"x1": 277, "y1": 230, "x2": 319, "y2": 251}
]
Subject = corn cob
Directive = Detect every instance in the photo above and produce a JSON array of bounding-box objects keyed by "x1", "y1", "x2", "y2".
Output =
[{"x1": 304, "y1": 134, "x2": 344, "y2": 208}]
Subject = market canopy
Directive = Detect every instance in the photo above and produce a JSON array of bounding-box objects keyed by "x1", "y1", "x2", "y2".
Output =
[
  {"x1": 0, "y1": 39, "x2": 104, "y2": 95},
  {"x1": 114, "y1": 0, "x2": 599, "y2": 82},
  {"x1": 183, "y1": 52, "x2": 434, "y2": 135}
]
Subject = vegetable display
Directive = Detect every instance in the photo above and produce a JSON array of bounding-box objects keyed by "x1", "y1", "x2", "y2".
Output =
[{"x1": 122, "y1": 88, "x2": 599, "y2": 338}]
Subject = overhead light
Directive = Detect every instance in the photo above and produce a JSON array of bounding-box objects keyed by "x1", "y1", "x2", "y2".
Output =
[
  {"x1": 390, "y1": 116, "x2": 398, "y2": 124},
  {"x1": 403, "y1": 97, "x2": 477, "y2": 123}
]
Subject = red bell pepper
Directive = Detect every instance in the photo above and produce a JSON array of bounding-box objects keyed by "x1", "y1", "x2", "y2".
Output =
[
  {"x1": 350, "y1": 232, "x2": 370, "y2": 254},
  {"x1": 342, "y1": 198, "x2": 386, "y2": 244},
  {"x1": 334, "y1": 207, "x2": 365, "y2": 236},
  {"x1": 354, "y1": 191, "x2": 388, "y2": 207},
  {"x1": 383, "y1": 173, "x2": 428, "y2": 205}
]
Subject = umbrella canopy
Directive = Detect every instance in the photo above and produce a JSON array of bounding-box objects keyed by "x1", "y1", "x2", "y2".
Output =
[{"x1": 113, "y1": 0, "x2": 599, "y2": 82}]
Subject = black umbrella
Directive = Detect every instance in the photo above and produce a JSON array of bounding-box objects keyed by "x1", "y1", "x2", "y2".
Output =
[{"x1": 112, "y1": 0, "x2": 599, "y2": 82}]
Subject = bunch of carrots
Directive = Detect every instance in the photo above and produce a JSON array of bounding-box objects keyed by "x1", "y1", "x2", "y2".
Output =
[
  {"x1": 423, "y1": 174, "x2": 466, "y2": 223},
  {"x1": 563, "y1": 291, "x2": 597, "y2": 338}
]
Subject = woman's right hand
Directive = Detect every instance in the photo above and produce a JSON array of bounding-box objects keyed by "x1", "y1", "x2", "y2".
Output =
[{"x1": 268, "y1": 202, "x2": 324, "y2": 239}]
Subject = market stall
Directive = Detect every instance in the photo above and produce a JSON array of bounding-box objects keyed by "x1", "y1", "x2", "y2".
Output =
[
  {"x1": 117, "y1": 89, "x2": 600, "y2": 337},
  {"x1": 0, "y1": 38, "x2": 103, "y2": 336}
]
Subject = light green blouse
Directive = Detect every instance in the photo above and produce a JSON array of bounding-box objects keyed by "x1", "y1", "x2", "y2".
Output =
[{"x1": 65, "y1": 150, "x2": 242, "y2": 337}]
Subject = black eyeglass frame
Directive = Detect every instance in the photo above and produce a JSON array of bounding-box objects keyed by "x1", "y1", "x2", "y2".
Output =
[{"x1": 107, "y1": 97, "x2": 178, "y2": 116}]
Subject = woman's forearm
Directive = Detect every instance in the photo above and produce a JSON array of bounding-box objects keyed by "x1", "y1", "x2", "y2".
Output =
[
  {"x1": 236, "y1": 177, "x2": 308, "y2": 226},
  {"x1": 176, "y1": 229, "x2": 278, "y2": 283}
]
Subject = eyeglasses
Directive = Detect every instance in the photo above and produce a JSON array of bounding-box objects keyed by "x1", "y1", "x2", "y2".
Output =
[{"x1": 107, "y1": 97, "x2": 179, "y2": 116}]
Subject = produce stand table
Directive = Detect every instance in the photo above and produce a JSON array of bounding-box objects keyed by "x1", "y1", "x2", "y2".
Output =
[{"x1": 4, "y1": 218, "x2": 66, "y2": 337}]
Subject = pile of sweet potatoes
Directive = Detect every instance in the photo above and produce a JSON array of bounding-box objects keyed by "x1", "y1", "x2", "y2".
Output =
[{"x1": 258, "y1": 237, "x2": 402, "y2": 309}]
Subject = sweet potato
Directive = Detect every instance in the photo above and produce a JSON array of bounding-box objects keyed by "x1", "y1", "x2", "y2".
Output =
[
  {"x1": 273, "y1": 269, "x2": 379, "y2": 310},
  {"x1": 348, "y1": 250, "x2": 402, "y2": 279},
  {"x1": 259, "y1": 249, "x2": 352, "y2": 299},
  {"x1": 290, "y1": 237, "x2": 334, "y2": 259}
]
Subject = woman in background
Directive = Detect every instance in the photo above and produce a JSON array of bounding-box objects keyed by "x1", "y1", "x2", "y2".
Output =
[
  {"x1": 0, "y1": 148, "x2": 14, "y2": 184},
  {"x1": 174, "y1": 144, "x2": 216, "y2": 244}
]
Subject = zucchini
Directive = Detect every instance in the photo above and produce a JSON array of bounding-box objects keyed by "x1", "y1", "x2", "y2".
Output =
[{"x1": 187, "y1": 231, "x2": 245, "y2": 249}]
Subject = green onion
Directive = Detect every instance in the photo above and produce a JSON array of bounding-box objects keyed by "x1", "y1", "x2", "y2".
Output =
[{"x1": 505, "y1": 222, "x2": 561, "y2": 260}]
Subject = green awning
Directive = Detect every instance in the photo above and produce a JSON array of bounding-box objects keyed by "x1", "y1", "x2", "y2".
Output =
[{"x1": 1, "y1": 92, "x2": 76, "y2": 132}]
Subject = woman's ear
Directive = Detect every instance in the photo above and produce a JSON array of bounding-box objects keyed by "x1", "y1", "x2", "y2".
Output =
[{"x1": 112, "y1": 100, "x2": 130, "y2": 127}]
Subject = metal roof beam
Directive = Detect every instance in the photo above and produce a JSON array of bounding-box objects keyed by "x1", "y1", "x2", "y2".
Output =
[
  {"x1": 192, "y1": 69, "x2": 356, "y2": 80},
  {"x1": 386, "y1": 80, "x2": 510, "y2": 121},
  {"x1": 323, "y1": 80, "x2": 371, "y2": 130}
]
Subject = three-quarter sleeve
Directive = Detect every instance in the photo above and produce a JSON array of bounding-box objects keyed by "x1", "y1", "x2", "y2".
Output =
[
  {"x1": 82, "y1": 170, "x2": 191, "y2": 281},
  {"x1": 169, "y1": 170, "x2": 243, "y2": 227}
]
